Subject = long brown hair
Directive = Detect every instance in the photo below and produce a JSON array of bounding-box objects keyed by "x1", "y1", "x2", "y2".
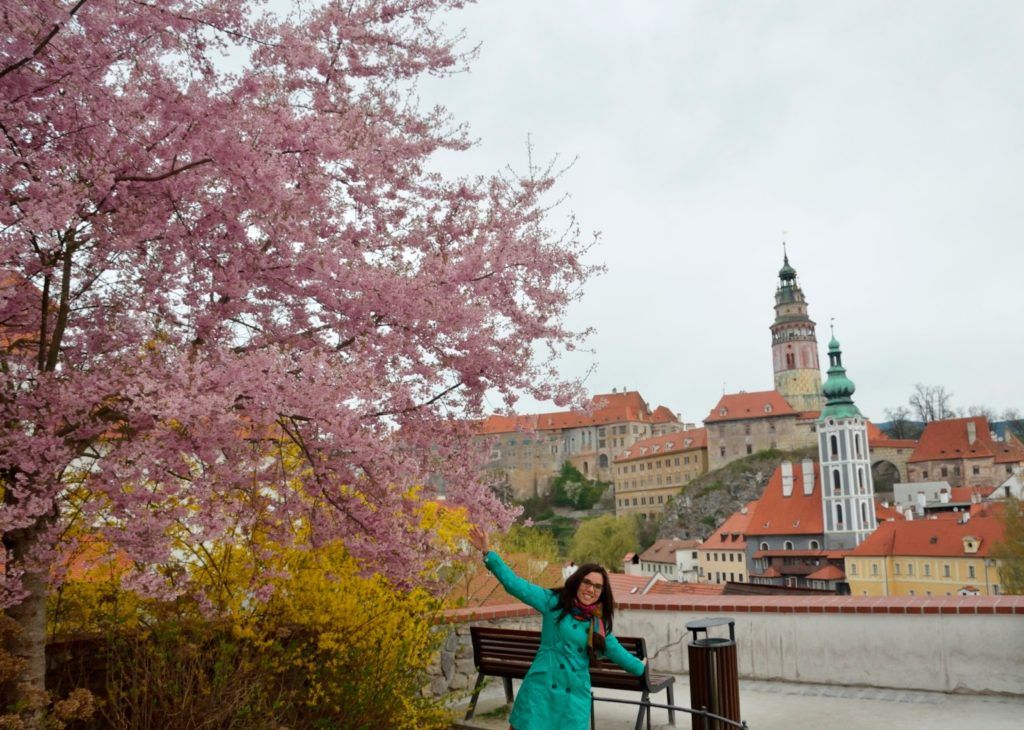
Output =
[{"x1": 555, "y1": 563, "x2": 614, "y2": 652}]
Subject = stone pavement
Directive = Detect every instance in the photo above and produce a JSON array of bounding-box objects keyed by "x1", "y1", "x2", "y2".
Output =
[{"x1": 452, "y1": 674, "x2": 1024, "y2": 730}]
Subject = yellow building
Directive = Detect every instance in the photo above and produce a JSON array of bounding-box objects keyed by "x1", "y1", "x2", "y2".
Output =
[
  {"x1": 612, "y1": 429, "x2": 708, "y2": 520},
  {"x1": 846, "y1": 511, "x2": 1006, "y2": 597},
  {"x1": 697, "y1": 500, "x2": 757, "y2": 585}
]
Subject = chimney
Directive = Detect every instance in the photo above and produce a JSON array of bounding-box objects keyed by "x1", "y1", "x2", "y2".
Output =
[
  {"x1": 916, "y1": 491, "x2": 926, "y2": 516},
  {"x1": 967, "y1": 420, "x2": 977, "y2": 445},
  {"x1": 612, "y1": 387, "x2": 617, "y2": 393},
  {"x1": 801, "y1": 459, "x2": 815, "y2": 495},
  {"x1": 939, "y1": 490, "x2": 950, "y2": 504},
  {"x1": 781, "y1": 461, "x2": 794, "y2": 497},
  {"x1": 961, "y1": 511, "x2": 971, "y2": 524},
  {"x1": 904, "y1": 508, "x2": 914, "y2": 521},
  {"x1": 740, "y1": 505, "x2": 749, "y2": 515}
]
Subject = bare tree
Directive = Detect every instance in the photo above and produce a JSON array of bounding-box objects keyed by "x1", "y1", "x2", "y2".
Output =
[
  {"x1": 883, "y1": 406, "x2": 922, "y2": 439},
  {"x1": 908, "y1": 383, "x2": 956, "y2": 422},
  {"x1": 967, "y1": 405, "x2": 997, "y2": 421}
]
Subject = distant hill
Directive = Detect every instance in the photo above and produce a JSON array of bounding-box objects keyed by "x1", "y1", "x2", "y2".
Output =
[{"x1": 658, "y1": 446, "x2": 817, "y2": 541}]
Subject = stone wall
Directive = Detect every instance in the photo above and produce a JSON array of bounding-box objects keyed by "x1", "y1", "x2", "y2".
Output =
[
  {"x1": 439, "y1": 595, "x2": 1024, "y2": 698},
  {"x1": 425, "y1": 608, "x2": 539, "y2": 698}
]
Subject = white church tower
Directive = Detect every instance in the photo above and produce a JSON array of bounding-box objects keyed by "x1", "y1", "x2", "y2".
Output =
[{"x1": 818, "y1": 333, "x2": 877, "y2": 549}]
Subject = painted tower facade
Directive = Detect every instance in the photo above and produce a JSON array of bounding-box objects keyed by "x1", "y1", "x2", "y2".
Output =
[
  {"x1": 770, "y1": 253, "x2": 824, "y2": 412},
  {"x1": 817, "y1": 336, "x2": 878, "y2": 549}
]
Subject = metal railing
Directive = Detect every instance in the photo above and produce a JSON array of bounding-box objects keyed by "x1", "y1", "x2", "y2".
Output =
[{"x1": 590, "y1": 693, "x2": 749, "y2": 730}]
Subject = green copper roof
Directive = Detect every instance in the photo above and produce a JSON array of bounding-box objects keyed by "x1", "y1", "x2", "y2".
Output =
[
  {"x1": 778, "y1": 253, "x2": 797, "y2": 281},
  {"x1": 819, "y1": 337, "x2": 863, "y2": 420}
]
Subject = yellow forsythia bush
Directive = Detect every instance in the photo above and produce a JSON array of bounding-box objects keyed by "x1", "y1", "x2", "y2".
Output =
[{"x1": 48, "y1": 538, "x2": 452, "y2": 729}]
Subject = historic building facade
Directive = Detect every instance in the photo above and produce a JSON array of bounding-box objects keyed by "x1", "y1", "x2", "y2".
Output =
[
  {"x1": 771, "y1": 253, "x2": 825, "y2": 413},
  {"x1": 907, "y1": 416, "x2": 1024, "y2": 488},
  {"x1": 817, "y1": 336, "x2": 879, "y2": 550},
  {"x1": 612, "y1": 428, "x2": 708, "y2": 519},
  {"x1": 478, "y1": 390, "x2": 683, "y2": 501}
]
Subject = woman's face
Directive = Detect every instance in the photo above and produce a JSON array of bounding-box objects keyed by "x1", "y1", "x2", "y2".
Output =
[{"x1": 576, "y1": 571, "x2": 604, "y2": 606}]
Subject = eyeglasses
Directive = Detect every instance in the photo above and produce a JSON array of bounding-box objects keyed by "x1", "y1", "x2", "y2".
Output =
[{"x1": 580, "y1": 578, "x2": 604, "y2": 592}]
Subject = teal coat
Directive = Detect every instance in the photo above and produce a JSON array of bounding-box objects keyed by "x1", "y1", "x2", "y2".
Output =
[{"x1": 483, "y1": 551, "x2": 645, "y2": 730}]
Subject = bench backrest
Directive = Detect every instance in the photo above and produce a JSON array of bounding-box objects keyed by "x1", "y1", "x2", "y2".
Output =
[{"x1": 469, "y1": 625, "x2": 650, "y2": 691}]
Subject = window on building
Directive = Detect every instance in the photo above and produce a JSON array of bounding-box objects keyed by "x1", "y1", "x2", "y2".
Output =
[
  {"x1": 972, "y1": 466, "x2": 980, "y2": 475},
  {"x1": 632, "y1": 498, "x2": 637, "y2": 506},
  {"x1": 746, "y1": 444, "x2": 753, "y2": 455},
  {"x1": 871, "y1": 563, "x2": 879, "y2": 576},
  {"x1": 854, "y1": 434, "x2": 862, "y2": 459},
  {"x1": 760, "y1": 542, "x2": 769, "y2": 551},
  {"x1": 955, "y1": 466, "x2": 961, "y2": 476},
  {"x1": 720, "y1": 446, "x2": 726, "y2": 457},
  {"x1": 968, "y1": 565, "x2": 976, "y2": 579},
  {"x1": 923, "y1": 564, "x2": 930, "y2": 577},
  {"x1": 850, "y1": 563, "x2": 858, "y2": 575},
  {"x1": 769, "y1": 421, "x2": 776, "y2": 433},
  {"x1": 784, "y1": 541, "x2": 794, "y2": 550},
  {"x1": 809, "y1": 540, "x2": 820, "y2": 550},
  {"x1": 895, "y1": 563, "x2": 900, "y2": 575},
  {"x1": 744, "y1": 423, "x2": 751, "y2": 436},
  {"x1": 830, "y1": 435, "x2": 838, "y2": 458},
  {"x1": 833, "y1": 469, "x2": 842, "y2": 492},
  {"x1": 835, "y1": 504, "x2": 843, "y2": 526},
  {"x1": 658, "y1": 495, "x2": 663, "y2": 504},
  {"x1": 674, "y1": 457, "x2": 680, "y2": 466},
  {"x1": 941, "y1": 466, "x2": 948, "y2": 477},
  {"x1": 943, "y1": 564, "x2": 950, "y2": 578},
  {"x1": 922, "y1": 470, "x2": 928, "y2": 479},
  {"x1": 861, "y1": 501, "x2": 868, "y2": 526},
  {"x1": 907, "y1": 563, "x2": 914, "y2": 576}
]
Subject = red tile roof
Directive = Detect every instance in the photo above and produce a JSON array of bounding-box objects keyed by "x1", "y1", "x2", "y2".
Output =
[
  {"x1": 806, "y1": 564, "x2": 845, "y2": 581},
  {"x1": 477, "y1": 391, "x2": 680, "y2": 435},
  {"x1": 848, "y1": 515, "x2": 1005, "y2": 558},
  {"x1": 949, "y1": 486, "x2": 997, "y2": 503},
  {"x1": 745, "y1": 462, "x2": 823, "y2": 536},
  {"x1": 874, "y1": 500, "x2": 906, "y2": 522},
  {"x1": 870, "y1": 438, "x2": 919, "y2": 449},
  {"x1": 639, "y1": 538, "x2": 701, "y2": 564},
  {"x1": 909, "y1": 417, "x2": 1024, "y2": 464},
  {"x1": 701, "y1": 501, "x2": 758, "y2": 550},
  {"x1": 607, "y1": 572, "x2": 654, "y2": 599},
  {"x1": 645, "y1": 581, "x2": 726, "y2": 596},
  {"x1": 614, "y1": 428, "x2": 707, "y2": 463},
  {"x1": 704, "y1": 391, "x2": 797, "y2": 424}
]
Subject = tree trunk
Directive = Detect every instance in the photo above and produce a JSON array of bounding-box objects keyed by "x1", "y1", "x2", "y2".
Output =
[{"x1": 2, "y1": 527, "x2": 49, "y2": 714}]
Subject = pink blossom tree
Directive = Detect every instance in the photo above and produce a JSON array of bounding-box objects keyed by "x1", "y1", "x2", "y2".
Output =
[{"x1": 0, "y1": 0, "x2": 595, "y2": 703}]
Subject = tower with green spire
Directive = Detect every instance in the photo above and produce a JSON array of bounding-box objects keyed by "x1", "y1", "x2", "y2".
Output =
[
  {"x1": 817, "y1": 334, "x2": 877, "y2": 549},
  {"x1": 770, "y1": 249, "x2": 825, "y2": 412}
]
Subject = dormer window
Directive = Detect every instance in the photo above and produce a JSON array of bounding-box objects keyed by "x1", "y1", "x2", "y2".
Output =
[
  {"x1": 962, "y1": 536, "x2": 980, "y2": 554},
  {"x1": 719, "y1": 407, "x2": 728, "y2": 416},
  {"x1": 764, "y1": 404, "x2": 773, "y2": 413}
]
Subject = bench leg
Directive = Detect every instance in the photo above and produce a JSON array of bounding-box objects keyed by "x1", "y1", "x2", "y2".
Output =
[
  {"x1": 633, "y1": 690, "x2": 650, "y2": 730},
  {"x1": 503, "y1": 676, "x2": 514, "y2": 704},
  {"x1": 465, "y1": 672, "x2": 486, "y2": 720},
  {"x1": 666, "y1": 684, "x2": 677, "y2": 726},
  {"x1": 590, "y1": 694, "x2": 596, "y2": 730}
]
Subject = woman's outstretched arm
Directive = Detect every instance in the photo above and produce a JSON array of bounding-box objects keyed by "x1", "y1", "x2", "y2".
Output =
[
  {"x1": 469, "y1": 525, "x2": 553, "y2": 612},
  {"x1": 603, "y1": 634, "x2": 647, "y2": 676}
]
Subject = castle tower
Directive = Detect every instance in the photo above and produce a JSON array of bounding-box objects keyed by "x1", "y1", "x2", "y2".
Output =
[
  {"x1": 817, "y1": 335, "x2": 877, "y2": 549},
  {"x1": 770, "y1": 251, "x2": 824, "y2": 412}
]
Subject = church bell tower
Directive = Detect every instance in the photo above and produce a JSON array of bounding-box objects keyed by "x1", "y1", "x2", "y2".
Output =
[{"x1": 770, "y1": 249, "x2": 824, "y2": 412}]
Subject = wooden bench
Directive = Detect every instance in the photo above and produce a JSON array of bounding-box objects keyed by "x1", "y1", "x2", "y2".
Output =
[{"x1": 465, "y1": 626, "x2": 676, "y2": 730}]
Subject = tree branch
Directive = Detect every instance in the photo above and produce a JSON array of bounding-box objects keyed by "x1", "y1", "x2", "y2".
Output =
[
  {"x1": 0, "y1": 0, "x2": 92, "y2": 80},
  {"x1": 115, "y1": 157, "x2": 213, "y2": 183}
]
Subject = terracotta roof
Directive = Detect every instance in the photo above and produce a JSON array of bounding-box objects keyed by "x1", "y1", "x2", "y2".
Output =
[
  {"x1": 870, "y1": 437, "x2": 919, "y2": 449},
  {"x1": 645, "y1": 581, "x2": 725, "y2": 596},
  {"x1": 874, "y1": 500, "x2": 906, "y2": 522},
  {"x1": 754, "y1": 566, "x2": 782, "y2": 578},
  {"x1": 909, "y1": 417, "x2": 1024, "y2": 464},
  {"x1": 704, "y1": 390, "x2": 797, "y2": 424},
  {"x1": 797, "y1": 411, "x2": 821, "y2": 421},
  {"x1": 650, "y1": 405, "x2": 677, "y2": 423},
  {"x1": 865, "y1": 421, "x2": 885, "y2": 440},
  {"x1": 848, "y1": 515, "x2": 1005, "y2": 558},
  {"x1": 606, "y1": 572, "x2": 654, "y2": 598},
  {"x1": 639, "y1": 538, "x2": 701, "y2": 564},
  {"x1": 701, "y1": 501, "x2": 758, "y2": 549},
  {"x1": 745, "y1": 462, "x2": 823, "y2": 537},
  {"x1": 477, "y1": 391, "x2": 681, "y2": 435},
  {"x1": 949, "y1": 486, "x2": 997, "y2": 503},
  {"x1": 806, "y1": 564, "x2": 845, "y2": 581},
  {"x1": 614, "y1": 428, "x2": 707, "y2": 463}
]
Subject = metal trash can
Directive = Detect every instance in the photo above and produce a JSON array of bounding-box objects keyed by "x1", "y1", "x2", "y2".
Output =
[{"x1": 685, "y1": 617, "x2": 740, "y2": 730}]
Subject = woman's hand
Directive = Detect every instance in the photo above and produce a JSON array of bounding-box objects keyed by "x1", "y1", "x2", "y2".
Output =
[{"x1": 468, "y1": 525, "x2": 489, "y2": 555}]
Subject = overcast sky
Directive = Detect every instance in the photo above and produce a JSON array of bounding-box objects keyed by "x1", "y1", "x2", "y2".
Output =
[{"x1": 413, "y1": 0, "x2": 1024, "y2": 424}]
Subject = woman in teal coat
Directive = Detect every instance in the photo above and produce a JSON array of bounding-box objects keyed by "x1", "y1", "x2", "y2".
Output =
[{"x1": 468, "y1": 527, "x2": 646, "y2": 730}]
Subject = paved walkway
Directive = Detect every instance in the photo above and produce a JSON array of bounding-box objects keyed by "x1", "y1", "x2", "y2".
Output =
[{"x1": 453, "y1": 675, "x2": 1024, "y2": 729}]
